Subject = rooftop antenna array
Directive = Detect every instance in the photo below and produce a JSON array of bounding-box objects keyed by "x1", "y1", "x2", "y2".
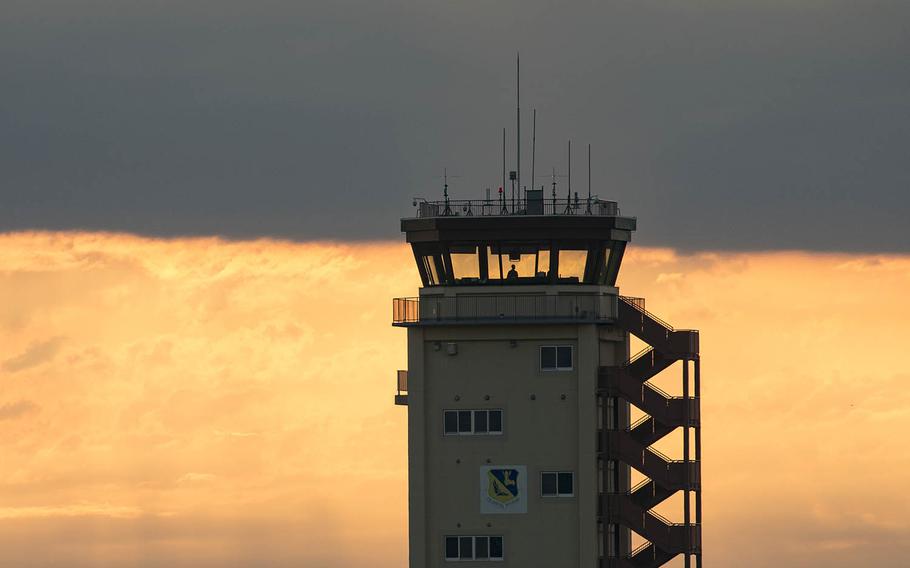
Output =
[{"x1": 425, "y1": 57, "x2": 614, "y2": 219}]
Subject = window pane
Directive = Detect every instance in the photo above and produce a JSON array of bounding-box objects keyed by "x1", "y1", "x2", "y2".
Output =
[
  {"x1": 444, "y1": 411, "x2": 458, "y2": 434},
  {"x1": 541, "y1": 472, "x2": 557, "y2": 496},
  {"x1": 536, "y1": 249, "x2": 551, "y2": 278},
  {"x1": 490, "y1": 536, "x2": 503, "y2": 559},
  {"x1": 458, "y1": 411, "x2": 472, "y2": 433},
  {"x1": 487, "y1": 244, "x2": 549, "y2": 281},
  {"x1": 459, "y1": 536, "x2": 473, "y2": 559},
  {"x1": 558, "y1": 472, "x2": 574, "y2": 496},
  {"x1": 599, "y1": 246, "x2": 612, "y2": 284},
  {"x1": 488, "y1": 410, "x2": 503, "y2": 433},
  {"x1": 475, "y1": 536, "x2": 489, "y2": 559},
  {"x1": 451, "y1": 245, "x2": 480, "y2": 281},
  {"x1": 487, "y1": 246, "x2": 503, "y2": 280},
  {"x1": 422, "y1": 256, "x2": 440, "y2": 285},
  {"x1": 557, "y1": 346, "x2": 572, "y2": 369},
  {"x1": 540, "y1": 346, "x2": 556, "y2": 370},
  {"x1": 474, "y1": 411, "x2": 488, "y2": 433},
  {"x1": 445, "y1": 537, "x2": 459, "y2": 559},
  {"x1": 558, "y1": 249, "x2": 587, "y2": 281}
]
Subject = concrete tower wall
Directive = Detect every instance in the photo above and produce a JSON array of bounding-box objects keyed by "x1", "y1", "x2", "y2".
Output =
[{"x1": 407, "y1": 323, "x2": 628, "y2": 567}]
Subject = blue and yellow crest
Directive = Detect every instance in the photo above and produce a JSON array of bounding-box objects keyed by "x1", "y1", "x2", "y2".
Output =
[{"x1": 486, "y1": 468, "x2": 520, "y2": 506}]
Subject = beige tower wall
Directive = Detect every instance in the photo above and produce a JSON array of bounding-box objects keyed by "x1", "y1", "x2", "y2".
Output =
[{"x1": 406, "y1": 319, "x2": 628, "y2": 567}]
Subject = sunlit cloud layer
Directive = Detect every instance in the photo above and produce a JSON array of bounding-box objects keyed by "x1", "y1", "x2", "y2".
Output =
[{"x1": 0, "y1": 233, "x2": 908, "y2": 567}]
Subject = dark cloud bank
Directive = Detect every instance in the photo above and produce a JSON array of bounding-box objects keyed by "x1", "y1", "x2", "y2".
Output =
[{"x1": 1, "y1": 0, "x2": 908, "y2": 252}]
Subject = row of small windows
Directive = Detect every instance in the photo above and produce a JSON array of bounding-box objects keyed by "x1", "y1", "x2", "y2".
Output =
[
  {"x1": 444, "y1": 409, "x2": 503, "y2": 435},
  {"x1": 445, "y1": 536, "x2": 504, "y2": 561},
  {"x1": 540, "y1": 345, "x2": 573, "y2": 371}
]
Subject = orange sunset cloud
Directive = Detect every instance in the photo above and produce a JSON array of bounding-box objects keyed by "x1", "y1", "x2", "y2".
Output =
[{"x1": 0, "y1": 232, "x2": 908, "y2": 567}]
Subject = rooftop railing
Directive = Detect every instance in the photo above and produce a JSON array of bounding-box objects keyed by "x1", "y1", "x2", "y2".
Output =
[
  {"x1": 392, "y1": 293, "x2": 617, "y2": 326},
  {"x1": 412, "y1": 197, "x2": 620, "y2": 218}
]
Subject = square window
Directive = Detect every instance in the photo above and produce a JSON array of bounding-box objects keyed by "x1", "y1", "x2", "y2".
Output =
[
  {"x1": 457, "y1": 411, "x2": 472, "y2": 434},
  {"x1": 558, "y1": 472, "x2": 574, "y2": 496},
  {"x1": 475, "y1": 536, "x2": 489, "y2": 559},
  {"x1": 490, "y1": 536, "x2": 504, "y2": 559},
  {"x1": 444, "y1": 411, "x2": 458, "y2": 435},
  {"x1": 541, "y1": 472, "x2": 558, "y2": 496},
  {"x1": 459, "y1": 536, "x2": 473, "y2": 559},
  {"x1": 474, "y1": 411, "x2": 488, "y2": 433},
  {"x1": 488, "y1": 410, "x2": 503, "y2": 433},
  {"x1": 445, "y1": 537, "x2": 459, "y2": 560},
  {"x1": 540, "y1": 346, "x2": 556, "y2": 370},
  {"x1": 556, "y1": 346, "x2": 573, "y2": 369}
]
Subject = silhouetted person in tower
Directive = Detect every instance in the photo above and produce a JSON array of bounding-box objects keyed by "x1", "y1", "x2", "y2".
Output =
[{"x1": 507, "y1": 264, "x2": 518, "y2": 280}]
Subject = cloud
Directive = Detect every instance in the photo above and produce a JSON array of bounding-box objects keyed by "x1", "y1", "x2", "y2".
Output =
[
  {"x1": 0, "y1": 2, "x2": 908, "y2": 251},
  {"x1": 176, "y1": 473, "x2": 217, "y2": 484},
  {"x1": 0, "y1": 232, "x2": 907, "y2": 566},
  {"x1": 0, "y1": 504, "x2": 144, "y2": 520},
  {"x1": 0, "y1": 400, "x2": 39, "y2": 420},
  {"x1": 2, "y1": 337, "x2": 64, "y2": 373}
]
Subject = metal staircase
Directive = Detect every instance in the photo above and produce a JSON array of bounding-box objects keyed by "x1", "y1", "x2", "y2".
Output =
[{"x1": 599, "y1": 297, "x2": 702, "y2": 568}]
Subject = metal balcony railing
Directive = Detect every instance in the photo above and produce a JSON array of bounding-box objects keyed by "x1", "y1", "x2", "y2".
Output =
[
  {"x1": 412, "y1": 197, "x2": 620, "y2": 218},
  {"x1": 392, "y1": 294, "x2": 616, "y2": 325}
]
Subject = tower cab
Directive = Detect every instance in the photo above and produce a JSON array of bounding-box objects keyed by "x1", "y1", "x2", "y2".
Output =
[{"x1": 395, "y1": 197, "x2": 636, "y2": 326}]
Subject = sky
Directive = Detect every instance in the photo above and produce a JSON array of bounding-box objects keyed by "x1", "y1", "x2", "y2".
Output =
[
  {"x1": 1, "y1": 234, "x2": 909, "y2": 567},
  {"x1": 2, "y1": 0, "x2": 909, "y2": 250},
  {"x1": 2, "y1": 1, "x2": 909, "y2": 566}
]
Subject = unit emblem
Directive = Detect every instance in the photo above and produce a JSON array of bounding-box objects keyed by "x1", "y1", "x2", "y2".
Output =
[
  {"x1": 486, "y1": 468, "x2": 520, "y2": 507},
  {"x1": 479, "y1": 465, "x2": 527, "y2": 514}
]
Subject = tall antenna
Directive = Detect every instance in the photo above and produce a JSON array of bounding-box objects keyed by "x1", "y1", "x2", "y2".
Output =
[
  {"x1": 587, "y1": 143, "x2": 592, "y2": 214},
  {"x1": 435, "y1": 168, "x2": 461, "y2": 216},
  {"x1": 565, "y1": 140, "x2": 573, "y2": 214},
  {"x1": 516, "y1": 53, "x2": 521, "y2": 207},
  {"x1": 551, "y1": 167, "x2": 558, "y2": 213},
  {"x1": 444, "y1": 167, "x2": 450, "y2": 215},
  {"x1": 531, "y1": 108, "x2": 537, "y2": 197},
  {"x1": 502, "y1": 127, "x2": 506, "y2": 201}
]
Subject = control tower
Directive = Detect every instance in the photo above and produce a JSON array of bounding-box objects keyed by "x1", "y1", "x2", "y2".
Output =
[{"x1": 393, "y1": 193, "x2": 701, "y2": 567}]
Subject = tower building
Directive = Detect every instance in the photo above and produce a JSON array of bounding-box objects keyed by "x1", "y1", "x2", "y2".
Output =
[{"x1": 393, "y1": 195, "x2": 701, "y2": 567}]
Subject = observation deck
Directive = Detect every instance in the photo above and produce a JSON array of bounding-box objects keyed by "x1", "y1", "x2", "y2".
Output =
[
  {"x1": 412, "y1": 196, "x2": 621, "y2": 218},
  {"x1": 395, "y1": 194, "x2": 636, "y2": 327}
]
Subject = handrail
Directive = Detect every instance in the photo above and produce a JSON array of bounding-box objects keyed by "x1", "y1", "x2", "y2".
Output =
[
  {"x1": 393, "y1": 294, "x2": 616, "y2": 325},
  {"x1": 647, "y1": 446, "x2": 675, "y2": 463},
  {"x1": 411, "y1": 197, "x2": 621, "y2": 218},
  {"x1": 631, "y1": 478, "x2": 652, "y2": 494},
  {"x1": 627, "y1": 346, "x2": 653, "y2": 365},
  {"x1": 643, "y1": 381, "x2": 675, "y2": 401},
  {"x1": 630, "y1": 415, "x2": 651, "y2": 431},
  {"x1": 619, "y1": 295, "x2": 675, "y2": 331},
  {"x1": 648, "y1": 509, "x2": 682, "y2": 527},
  {"x1": 630, "y1": 541, "x2": 653, "y2": 557}
]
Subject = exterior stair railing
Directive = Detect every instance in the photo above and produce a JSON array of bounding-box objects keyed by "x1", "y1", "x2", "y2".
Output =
[{"x1": 599, "y1": 297, "x2": 702, "y2": 568}]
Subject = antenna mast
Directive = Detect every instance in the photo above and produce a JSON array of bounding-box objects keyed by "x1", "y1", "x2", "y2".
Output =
[
  {"x1": 516, "y1": 53, "x2": 521, "y2": 210},
  {"x1": 565, "y1": 140, "x2": 573, "y2": 214},
  {"x1": 587, "y1": 143, "x2": 592, "y2": 214},
  {"x1": 443, "y1": 167, "x2": 450, "y2": 215},
  {"x1": 531, "y1": 108, "x2": 537, "y2": 197},
  {"x1": 551, "y1": 167, "x2": 558, "y2": 213},
  {"x1": 501, "y1": 128, "x2": 508, "y2": 214}
]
